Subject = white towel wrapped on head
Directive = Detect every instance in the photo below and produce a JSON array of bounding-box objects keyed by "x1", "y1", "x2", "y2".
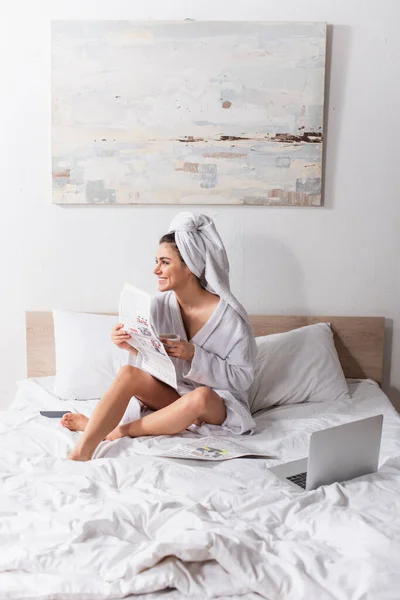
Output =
[{"x1": 168, "y1": 212, "x2": 250, "y2": 325}]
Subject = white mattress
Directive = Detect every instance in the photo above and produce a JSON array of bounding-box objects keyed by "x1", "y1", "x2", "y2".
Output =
[{"x1": 1, "y1": 377, "x2": 400, "y2": 599}]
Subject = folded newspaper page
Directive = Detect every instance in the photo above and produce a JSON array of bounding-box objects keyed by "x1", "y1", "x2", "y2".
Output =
[
  {"x1": 119, "y1": 283, "x2": 177, "y2": 389},
  {"x1": 135, "y1": 436, "x2": 273, "y2": 461}
]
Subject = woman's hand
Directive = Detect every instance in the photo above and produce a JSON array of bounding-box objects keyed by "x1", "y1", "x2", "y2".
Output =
[
  {"x1": 111, "y1": 323, "x2": 138, "y2": 355},
  {"x1": 162, "y1": 339, "x2": 195, "y2": 362}
]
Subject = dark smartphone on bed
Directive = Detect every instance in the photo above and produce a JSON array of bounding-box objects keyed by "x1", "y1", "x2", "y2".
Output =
[{"x1": 40, "y1": 411, "x2": 71, "y2": 418}]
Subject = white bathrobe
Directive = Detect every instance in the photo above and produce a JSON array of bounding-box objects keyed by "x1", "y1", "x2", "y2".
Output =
[{"x1": 135, "y1": 291, "x2": 258, "y2": 435}]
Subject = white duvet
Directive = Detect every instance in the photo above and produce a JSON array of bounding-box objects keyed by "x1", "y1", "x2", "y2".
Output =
[{"x1": 1, "y1": 378, "x2": 400, "y2": 600}]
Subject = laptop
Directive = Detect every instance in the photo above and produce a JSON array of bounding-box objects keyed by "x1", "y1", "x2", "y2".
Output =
[{"x1": 269, "y1": 414, "x2": 383, "y2": 491}]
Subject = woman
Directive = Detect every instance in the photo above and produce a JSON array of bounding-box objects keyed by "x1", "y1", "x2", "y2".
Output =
[{"x1": 63, "y1": 212, "x2": 257, "y2": 461}]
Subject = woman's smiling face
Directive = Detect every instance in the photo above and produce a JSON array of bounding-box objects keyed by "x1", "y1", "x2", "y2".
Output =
[{"x1": 154, "y1": 243, "x2": 192, "y2": 292}]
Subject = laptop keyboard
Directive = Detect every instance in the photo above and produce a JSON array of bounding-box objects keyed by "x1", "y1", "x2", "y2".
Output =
[{"x1": 286, "y1": 472, "x2": 307, "y2": 489}]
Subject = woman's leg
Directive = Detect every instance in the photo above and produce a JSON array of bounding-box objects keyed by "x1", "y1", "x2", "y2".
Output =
[
  {"x1": 62, "y1": 365, "x2": 180, "y2": 431},
  {"x1": 109, "y1": 386, "x2": 226, "y2": 439},
  {"x1": 67, "y1": 366, "x2": 180, "y2": 461}
]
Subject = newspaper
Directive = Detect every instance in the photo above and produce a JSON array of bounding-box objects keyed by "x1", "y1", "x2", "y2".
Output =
[
  {"x1": 119, "y1": 283, "x2": 177, "y2": 389},
  {"x1": 135, "y1": 436, "x2": 273, "y2": 461}
]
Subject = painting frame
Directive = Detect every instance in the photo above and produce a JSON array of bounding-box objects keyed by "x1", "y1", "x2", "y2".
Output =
[{"x1": 52, "y1": 20, "x2": 327, "y2": 206}]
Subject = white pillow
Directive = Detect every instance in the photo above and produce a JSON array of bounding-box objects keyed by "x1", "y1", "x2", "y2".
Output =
[
  {"x1": 249, "y1": 323, "x2": 350, "y2": 413},
  {"x1": 53, "y1": 310, "x2": 128, "y2": 400}
]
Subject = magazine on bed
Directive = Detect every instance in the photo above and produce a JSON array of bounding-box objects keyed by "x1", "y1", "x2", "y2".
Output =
[
  {"x1": 134, "y1": 436, "x2": 273, "y2": 461},
  {"x1": 119, "y1": 283, "x2": 177, "y2": 389}
]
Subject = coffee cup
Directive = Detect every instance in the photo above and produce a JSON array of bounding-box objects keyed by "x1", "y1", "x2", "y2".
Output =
[{"x1": 160, "y1": 333, "x2": 180, "y2": 346}]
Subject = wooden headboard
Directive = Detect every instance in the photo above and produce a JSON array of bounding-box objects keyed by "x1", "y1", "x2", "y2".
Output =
[{"x1": 26, "y1": 312, "x2": 385, "y2": 385}]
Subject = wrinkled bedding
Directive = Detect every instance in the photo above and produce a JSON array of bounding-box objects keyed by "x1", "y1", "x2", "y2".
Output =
[{"x1": 1, "y1": 378, "x2": 400, "y2": 600}]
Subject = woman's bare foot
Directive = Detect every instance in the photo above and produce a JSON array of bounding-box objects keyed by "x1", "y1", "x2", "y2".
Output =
[
  {"x1": 67, "y1": 443, "x2": 95, "y2": 461},
  {"x1": 105, "y1": 425, "x2": 125, "y2": 441},
  {"x1": 61, "y1": 413, "x2": 89, "y2": 431}
]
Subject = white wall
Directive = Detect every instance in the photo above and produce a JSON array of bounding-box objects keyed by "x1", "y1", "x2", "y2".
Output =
[{"x1": 0, "y1": 0, "x2": 399, "y2": 410}]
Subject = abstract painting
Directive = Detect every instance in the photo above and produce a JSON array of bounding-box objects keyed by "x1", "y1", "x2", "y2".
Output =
[{"x1": 52, "y1": 21, "x2": 326, "y2": 205}]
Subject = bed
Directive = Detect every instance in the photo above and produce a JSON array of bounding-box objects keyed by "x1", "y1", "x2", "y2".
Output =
[{"x1": 2, "y1": 312, "x2": 400, "y2": 599}]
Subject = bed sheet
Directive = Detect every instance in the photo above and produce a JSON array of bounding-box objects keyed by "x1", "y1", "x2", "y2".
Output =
[{"x1": 1, "y1": 378, "x2": 400, "y2": 599}]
